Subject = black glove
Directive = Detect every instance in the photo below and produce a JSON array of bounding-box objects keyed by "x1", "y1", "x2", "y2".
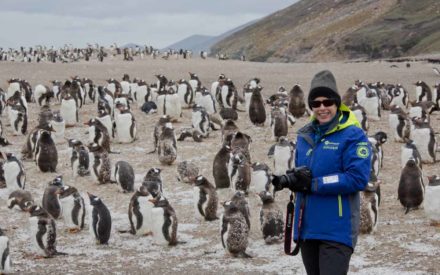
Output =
[{"x1": 271, "y1": 166, "x2": 313, "y2": 192}]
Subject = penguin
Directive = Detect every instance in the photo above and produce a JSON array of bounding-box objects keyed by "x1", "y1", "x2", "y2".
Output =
[
  {"x1": 188, "y1": 72, "x2": 202, "y2": 96},
  {"x1": 70, "y1": 142, "x2": 90, "y2": 177},
  {"x1": 219, "y1": 107, "x2": 238, "y2": 121},
  {"x1": 350, "y1": 103, "x2": 369, "y2": 132},
  {"x1": 8, "y1": 104, "x2": 27, "y2": 136},
  {"x1": 266, "y1": 86, "x2": 289, "y2": 106},
  {"x1": 157, "y1": 88, "x2": 182, "y2": 120},
  {"x1": 128, "y1": 185, "x2": 154, "y2": 235},
  {"x1": 258, "y1": 191, "x2": 284, "y2": 244},
  {"x1": 7, "y1": 190, "x2": 34, "y2": 211},
  {"x1": 401, "y1": 140, "x2": 423, "y2": 170},
  {"x1": 220, "y1": 200, "x2": 251, "y2": 258},
  {"x1": 270, "y1": 106, "x2": 288, "y2": 141},
  {"x1": 410, "y1": 118, "x2": 437, "y2": 164},
  {"x1": 243, "y1": 78, "x2": 260, "y2": 112},
  {"x1": 424, "y1": 175, "x2": 440, "y2": 226},
  {"x1": 96, "y1": 109, "x2": 114, "y2": 140},
  {"x1": 221, "y1": 119, "x2": 238, "y2": 143},
  {"x1": 141, "y1": 101, "x2": 158, "y2": 114},
  {"x1": 176, "y1": 160, "x2": 199, "y2": 183},
  {"x1": 58, "y1": 185, "x2": 86, "y2": 233},
  {"x1": 50, "y1": 110, "x2": 65, "y2": 144},
  {"x1": 192, "y1": 104, "x2": 211, "y2": 138},
  {"x1": 197, "y1": 87, "x2": 217, "y2": 115},
  {"x1": 106, "y1": 78, "x2": 122, "y2": 97},
  {"x1": 0, "y1": 228, "x2": 11, "y2": 273},
  {"x1": 432, "y1": 83, "x2": 440, "y2": 113},
  {"x1": 34, "y1": 84, "x2": 54, "y2": 107},
  {"x1": 85, "y1": 118, "x2": 111, "y2": 153},
  {"x1": 342, "y1": 85, "x2": 358, "y2": 107},
  {"x1": 388, "y1": 105, "x2": 410, "y2": 142},
  {"x1": 114, "y1": 97, "x2": 130, "y2": 116},
  {"x1": 389, "y1": 84, "x2": 408, "y2": 109},
  {"x1": 4, "y1": 153, "x2": 26, "y2": 192},
  {"x1": 27, "y1": 205, "x2": 65, "y2": 258},
  {"x1": 176, "y1": 128, "x2": 204, "y2": 143},
  {"x1": 248, "y1": 85, "x2": 266, "y2": 126},
  {"x1": 51, "y1": 80, "x2": 62, "y2": 103},
  {"x1": 142, "y1": 168, "x2": 163, "y2": 197},
  {"x1": 288, "y1": 84, "x2": 306, "y2": 118},
  {"x1": 88, "y1": 193, "x2": 112, "y2": 245},
  {"x1": 193, "y1": 175, "x2": 218, "y2": 221},
  {"x1": 219, "y1": 79, "x2": 238, "y2": 109},
  {"x1": 176, "y1": 79, "x2": 194, "y2": 108},
  {"x1": 60, "y1": 92, "x2": 78, "y2": 127},
  {"x1": 271, "y1": 137, "x2": 295, "y2": 176},
  {"x1": 158, "y1": 123, "x2": 177, "y2": 165},
  {"x1": 89, "y1": 143, "x2": 112, "y2": 184},
  {"x1": 114, "y1": 105, "x2": 136, "y2": 143},
  {"x1": 83, "y1": 78, "x2": 96, "y2": 103},
  {"x1": 114, "y1": 161, "x2": 135, "y2": 192},
  {"x1": 35, "y1": 130, "x2": 57, "y2": 172},
  {"x1": 360, "y1": 174, "x2": 381, "y2": 234},
  {"x1": 213, "y1": 142, "x2": 232, "y2": 189},
  {"x1": 0, "y1": 136, "x2": 11, "y2": 147},
  {"x1": 250, "y1": 162, "x2": 273, "y2": 194},
  {"x1": 228, "y1": 148, "x2": 251, "y2": 194},
  {"x1": 398, "y1": 158, "x2": 425, "y2": 214},
  {"x1": 42, "y1": 178, "x2": 63, "y2": 219},
  {"x1": 414, "y1": 81, "x2": 432, "y2": 103},
  {"x1": 133, "y1": 79, "x2": 151, "y2": 104},
  {"x1": 408, "y1": 101, "x2": 435, "y2": 122},
  {"x1": 120, "y1": 74, "x2": 131, "y2": 95},
  {"x1": 149, "y1": 195, "x2": 179, "y2": 246},
  {"x1": 210, "y1": 73, "x2": 226, "y2": 100},
  {"x1": 230, "y1": 131, "x2": 252, "y2": 163},
  {"x1": 97, "y1": 86, "x2": 114, "y2": 116},
  {"x1": 368, "y1": 131, "x2": 387, "y2": 169},
  {"x1": 149, "y1": 115, "x2": 172, "y2": 153}
]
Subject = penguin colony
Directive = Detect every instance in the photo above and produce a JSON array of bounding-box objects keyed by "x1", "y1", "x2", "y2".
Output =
[{"x1": 0, "y1": 62, "x2": 439, "y2": 273}]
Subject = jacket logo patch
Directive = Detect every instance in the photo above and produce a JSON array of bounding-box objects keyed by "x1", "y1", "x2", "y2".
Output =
[
  {"x1": 323, "y1": 140, "x2": 339, "y2": 150},
  {"x1": 356, "y1": 145, "x2": 369, "y2": 158},
  {"x1": 323, "y1": 175, "x2": 339, "y2": 184}
]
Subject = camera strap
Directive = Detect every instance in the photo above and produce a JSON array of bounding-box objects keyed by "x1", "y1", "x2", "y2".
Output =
[{"x1": 284, "y1": 192, "x2": 302, "y2": 256}]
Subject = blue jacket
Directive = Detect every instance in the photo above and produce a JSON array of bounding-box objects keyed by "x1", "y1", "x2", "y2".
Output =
[{"x1": 294, "y1": 104, "x2": 371, "y2": 248}]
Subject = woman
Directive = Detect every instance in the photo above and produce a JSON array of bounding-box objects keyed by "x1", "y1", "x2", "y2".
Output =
[{"x1": 272, "y1": 70, "x2": 371, "y2": 275}]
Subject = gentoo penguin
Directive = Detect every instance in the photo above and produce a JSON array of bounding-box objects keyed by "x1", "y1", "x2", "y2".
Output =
[
  {"x1": 176, "y1": 160, "x2": 199, "y2": 183},
  {"x1": 58, "y1": 185, "x2": 86, "y2": 233},
  {"x1": 258, "y1": 191, "x2": 284, "y2": 244},
  {"x1": 414, "y1": 81, "x2": 432, "y2": 103},
  {"x1": 50, "y1": 110, "x2": 65, "y2": 144},
  {"x1": 361, "y1": 85, "x2": 381, "y2": 121},
  {"x1": 52, "y1": 80, "x2": 62, "y2": 103},
  {"x1": 35, "y1": 130, "x2": 57, "y2": 172},
  {"x1": 27, "y1": 205, "x2": 65, "y2": 258},
  {"x1": 114, "y1": 105, "x2": 136, "y2": 143},
  {"x1": 271, "y1": 137, "x2": 295, "y2": 176},
  {"x1": 228, "y1": 148, "x2": 251, "y2": 194},
  {"x1": 350, "y1": 103, "x2": 369, "y2": 132},
  {"x1": 176, "y1": 128, "x2": 204, "y2": 143},
  {"x1": 88, "y1": 143, "x2": 112, "y2": 184},
  {"x1": 83, "y1": 78, "x2": 96, "y2": 103},
  {"x1": 432, "y1": 83, "x2": 440, "y2": 113},
  {"x1": 398, "y1": 158, "x2": 425, "y2": 214},
  {"x1": 142, "y1": 168, "x2": 163, "y2": 197},
  {"x1": 8, "y1": 104, "x2": 27, "y2": 136},
  {"x1": 149, "y1": 195, "x2": 179, "y2": 246},
  {"x1": 188, "y1": 72, "x2": 202, "y2": 96},
  {"x1": 197, "y1": 87, "x2": 216, "y2": 115},
  {"x1": 0, "y1": 228, "x2": 11, "y2": 273},
  {"x1": 157, "y1": 88, "x2": 182, "y2": 120},
  {"x1": 220, "y1": 199, "x2": 251, "y2": 258},
  {"x1": 231, "y1": 131, "x2": 252, "y2": 163},
  {"x1": 388, "y1": 105, "x2": 410, "y2": 142},
  {"x1": 270, "y1": 106, "x2": 288, "y2": 141},
  {"x1": 95, "y1": 108, "x2": 114, "y2": 138},
  {"x1": 60, "y1": 92, "x2": 78, "y2": 127},
  {"x1": 410, "y1": 118, "x2": 437, "y2": 164},
  {"x1": 133, "y1": 79, "x2": 151, "y2": 104},
  {"x1": 248, "y1": 85, "x2": 266, "y2": 126},
  {"x1": 250, "y1": 162, "x2": 273, "y2": 194},
  {"x1": 128, "y1": 185, "x2": 154, "y2": 235},
  {"x1": 177, "y1": 79, "x2": 194, "y2": 108},
  {"x1": 221, "y1": 119, "x2": 238, "y2": 143},
  {"x1": 408, "y1": 101, "x2": 435, "y2": 122},
  {"x1": 266, "y1": 86, "x2": 289, "y2": 106},
  {"x1": 192, "y1": 104, "x2": 211, "y2": 138},
  {"x1": 149, "y1": 115, "x2": 172, "y2": 153},
  {"x1": 85, "y1": 118, "x2": 111, "y2": 153},
  {"x1": 7, "y1": 190, "x2": 34, "y2": 211},
  {"x1": 114, "y1": 161, "x2": 135, "y2": 192},
  {"x1": 288, "y1": 84, "x2": 306, "y2": 118},
  {"x1": 360, "y1": 175, "x2": 381, "y2": 234},
  {"x1": 88, "y1": 193, "x2": 112, "y2": 245},
  {"x1": 97, "y1": 86, "x2": 114, "y2": 116},
  {"x1": 243, "y1": 78, "x2": 260, "y2": 112},
  {"x1": 213, "y1": 141, "x2": 232, "y2": 189},
  {"x1": 141, "y1": 101, "x2": 158, "y2": 114},
  {"x1": 368, "y1": 131, "x2": 387, "y2": 169},
  {"x1": 401, "y1": 140, "x2": 423, "y2": 170},
  {"x1": 193, "y1": 175, "x2": 218, "y2": 221},
  {"x1": 4, "y1": 153, "x2": 26, "y2": 192},
  {"x1": 218, "y1": 79, "x2": 238, "y2": 109},
  {"x1": 342, "y1": 85, "x2": 358, "y2": 107},
  {"x1": 424, "y1": 175, "x2": 440, "y2": 226},
  {"x1": 210, "y1": 73, "x2": 226, "y2": 100},
  {"x1": 158, "y1": 123, "x2": 177, "y2": 165},
  {"x1": 219, "y1": 107, "x2": 238, "y2": 121},
  {"x1": 42, "y1": 177, "x2": 63, "y2": 219},
  {"x1": 389, "y1": 84, "x2": 408, "y2": 109},
  {"x1": 34, "y1": 84, "x2": 54, "y2": 107},
  {"x1": 70, "y1": 142, "x2": 90, "y2": 177}
]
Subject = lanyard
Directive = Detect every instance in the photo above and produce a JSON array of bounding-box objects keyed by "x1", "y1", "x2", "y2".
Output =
[{"x1": 284, "y1": 192, "x2": 303, "y2": 256}]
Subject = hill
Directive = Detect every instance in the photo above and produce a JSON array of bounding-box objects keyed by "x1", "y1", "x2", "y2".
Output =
[{"x1": 210, "y1": 0, "x2": 440, "y2": 62}]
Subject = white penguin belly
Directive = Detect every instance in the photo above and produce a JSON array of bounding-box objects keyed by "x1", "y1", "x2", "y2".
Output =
[
  {"x1": 4, "y1": 162, "x2": 22, "y2": 191},
  {"x1": 151, "y1": 208, "x2": 168, "y2": 245},
  {"x1": 424, "y1": 186, "x2": 440, "y2": 222},
  {"x1": 8, "y1": 109, "x2": 20, "y2": 135},
  {"x1": 388, "y1": 114, "x2": 402, "y2": 142},
  {"x1": 61, "y1": 99, "x2": 77, "y2": 126},
  {"x1": 165, "y1": 94, "x2": 181, "y2": 118},
  {"x1": 401, "y1": 147, "x2": 414, "y2": 168},
  {"x1": 411, "y1": 128, "x2": 433, "y2": 163},
  {"x1": 60, "y1": 196, "x2": 76, "y2": 228},
  {"x1": 115, "y1": 113, "x2": 134, "y2": 143},
  {"x1": 96, "y1": 116, "x2": 113, "y2": 139},
  {"x1": 51, "y1": 120, "x2": 65, "y2": 143},
  {"x1": 251, "y1": 170, "x2": 269, "y2": 193},
  {"x1": 228, "y1": 162, "x2": 238, "y2": 191},
  {"x1": 136, "y1": 196, "x2": 153, "y2": 235},
  {"x1": 29, "y1": 217, "x2": 46, "y2": 255},
  {"x1": 273, "y1": 146, "x2": 293, "y2": 176},
  {"x1": 177, "y1": 84, "x2": 189, "y2": 106},
  {"x1": 244, "y1": 92, "x2": 252, "y2": 112},
  {"x1": 409, "y1": 107, "x2": 422, "y2": 119},
  {"x1": 136, "y1": 86, "x2": 148, "y2": 103},
  {"x1": 193, "y1": 187, "x2": 203, "y2": 220},
  {"x1": 391, "y1": 94, "x2": 405, "y2": 108},
  {"x1": 200, "y1": 95, "x2": 216, "y2": 114},
  {"x1": 221, "y1": 87, "x2": 231, "y2": 108},
  {"x1": 157, "y1": 95, "x2": 165, "y2": 115},
  {"x1": 362, "y1": 98, "x2": 380, "y2": 121},
  {"x1": 0, "y1": 236, "x2": 10, "y2": 272}
]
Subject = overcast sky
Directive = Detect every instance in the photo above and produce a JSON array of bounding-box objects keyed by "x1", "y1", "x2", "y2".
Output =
[{"x1": 0, "y1": 0, "x2": 296, "y2": 49}]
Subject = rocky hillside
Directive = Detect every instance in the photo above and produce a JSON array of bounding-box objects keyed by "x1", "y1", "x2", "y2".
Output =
[{"x1": 210, "y1": 0, "x2": 440, "y2": 62}]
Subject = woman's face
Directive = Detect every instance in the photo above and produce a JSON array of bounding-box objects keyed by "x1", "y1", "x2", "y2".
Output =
[{"x1": 311, "y1": 96, "x2": 338, "y2": 124}]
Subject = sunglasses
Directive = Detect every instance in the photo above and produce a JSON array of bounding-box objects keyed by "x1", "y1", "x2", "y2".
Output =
[{"x1": 310, "y1": 99, "x2": 336, "y2": 108}]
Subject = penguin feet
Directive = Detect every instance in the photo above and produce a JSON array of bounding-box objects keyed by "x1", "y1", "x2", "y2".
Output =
[
  {"x1": 67, "y1": 228, "x2": 81, "y2": 233},
  {"x1": 429, "y1": 221, "x2": 440, "y2": 227},
  {"x1": 143, "y1": 232, "x2": 152, "y2": 236}
]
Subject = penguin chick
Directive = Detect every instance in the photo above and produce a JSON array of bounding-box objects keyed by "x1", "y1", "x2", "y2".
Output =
[
  {"x1": 114, "y1": 161, "x2": 135, "y2": 192},
  {"x1": 360, "y1": 174, "x2": 381, "y2": 234},
  {"x1": 193, "y1": 176, "x2": 218, "y2": 221},
  {"x1": 158, "y1": 123, "x2": 177, "y2": 165},
  {"x1": 398, "y1": 158, "x2": 424, "y2": 214},
  {"x1": 7, "y1": 190, "x2": 34, "y2": 211},
  {"x1": 177, "y1": 161, "x2": 199, "y2": 183},
  {"x1": 231, "y1": 191, "x2": 251, "y2": 230},
  {"x1": 221, "y1": 200, "x2": 251, "y2": 258},
  {"x1": 88, "y1": 193, "x2": 112, "y2": 245},
  {"x1": 142, "y1": 168, "x2": 163, "y2": 197},
  {"x1": 258, "y1": 191, "x2": 284, "y2": 244}
]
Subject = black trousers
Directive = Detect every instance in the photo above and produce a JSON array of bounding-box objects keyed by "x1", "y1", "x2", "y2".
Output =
[{"x1": 300, "y1": 240, "x2": 353, "y2": 275}]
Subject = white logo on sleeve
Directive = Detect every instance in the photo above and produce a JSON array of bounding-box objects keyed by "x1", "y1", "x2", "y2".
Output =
[{"x1": 323, "y1": 175, "x2": 339, "y2": 184}]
